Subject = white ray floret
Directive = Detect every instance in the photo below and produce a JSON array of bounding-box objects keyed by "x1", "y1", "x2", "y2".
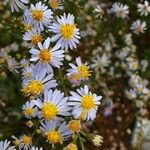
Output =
[
  {"x1": 3, "y1": 0, "x2": 29, "y2": 12},
  {"x1": 22, "y1": 69, "x2": 57, "y2": 98},
  {"x1": 111, "y1": 2, "x2": 129, "y2": 18},
  {"x1": 131, "y1": 20, "x2": 147, "y2": 35},
  {"x1": 67, "y1": 57, "x2": 91, "y2": 86},
  {"x1": 22, "y1": 101, "x2": 38, "y2": 119},
  {"x1": 0, "y1": 140, "x2": 15, "y2": 150},
  {"x1": 40, "y1": 120, "x2": 72, "y2": 145},
  {"x1": 34, "y1": 89, "x2": 71, "y2": 121},
  {"x1": 69, "y1": 85, "x2": 102, "y2": 121},
  {"x1": 137, "y1": 1, "x2": 150, "y2": 16},
  {"x1": 49, "y1": 13, "x2": 80, "y2": 50},
  {"x1": 24, "y1": 1, "x2": 53, "y2": 30},
  {"x1": 30, "y1": 37, "x2": 65, "y2": 74}
]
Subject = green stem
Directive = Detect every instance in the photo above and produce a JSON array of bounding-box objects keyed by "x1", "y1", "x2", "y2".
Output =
[
  {"x1": 78, "y1": 134, "x2": 85, "y2": 150},
  {"x1": 58, "y1": 69, "x2": 67, "y2": 95},
  {"x1": 31, "y1": 121, "x2": 40, "y2": 138}
]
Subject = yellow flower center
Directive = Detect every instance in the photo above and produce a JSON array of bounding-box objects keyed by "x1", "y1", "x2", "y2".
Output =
[
  {"x1": 77, "y1": 65, "x2": 91, "y2": 78},
  {"x1": 45, "y1": 130, "x2": 61, "y2": 144},
  {"x1": 31, "y1": 34, "x2": 42, "y2": 45},
  {"x1": 68, "y1": 120, "x2": 81, "y2": 132},
  {"x1": 41, "y1": 102, "x2": 58, "y2": 120},
  {"x1": 39, "y1": 49, "x2": 52, "y2": 63},
  {"x1": 13, "y1": 140, "x2": 20, "y2": 146},
  {"x1": 50, "y1": 0, "x2": 59, "y2": 9},
  {"x1": 81, "y1": 94, "x2": 95, "y2": 110},
  {"x1": 65, "y1": 143, "x2": 78, "y2": 150},
  {"x1": 24, "y1": 24, "x2": 32, "y2": 32},
  {"x1": 24, "y1": 107, "x2": 34, "y2": 116},
  {"x1": 60, "y1": 24, "x2": 75, "y2": 40},
  {"x1": 32, "y1": 10, "x2": 43, "y2": 21},
  {"x1": 22, "y1": 135, "x2": 31, "y2": 145},
  {"x1": 22, "y1": 80, "x2": 44, "y2": 97}
]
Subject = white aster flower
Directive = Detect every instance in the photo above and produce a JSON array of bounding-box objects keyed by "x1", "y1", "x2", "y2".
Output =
[
  {"x1": 23, "y1": 28, "x2": 42, "y2": 48},
  {"x1": 7, "y1": 58, "x2": 19, "y2": 73},
  {"x1": 22, "y1": 70, "x2": 57, "y2": 98},
  {"x1": 137, "y1": 1, "x2": 150, "y2": 16},
  {"x1": 111, "y1": 2, "x2": 129, "y2": 18},
  {"x1": 69, "y1": 85, "x2": 102, "y2": 121},
  {"x1": 40, "y1": 120, "x2": 72, "y2": 145},
  {"x1": 30, "y1": 37, "x2": 65, "y2": 74},
  {"x1": 24, "y1": 1, "x2": 53, "y2": 30},
  {"x1": 22, "y1": 65, "x2": 34, "y2": 80},
  {"x1": 3, "y1": 0, "x2": 29, "y2": 12},
  {"x1": 34, "y1": 89, "x2": 71, "y2": 121},
  {"x1": 67, "y1": 57, "x2": 91, "y2": 86},
  {"x1": 19, "y1": 134, "x2": 32, "y2": 150},
  {"x1": 91, "y1": 54, "x2": 111, "y2": 73},
  {"x1": 0, "y1": 140, "x2": 15, "y2": 150},
  {"x1": 22, "y1": 101, "x2": 38, "y2": 119},
  {"x1": 48, "y1": 0, "x2": 63, "y2": 10},
  {"x1": 131, "y1": 20, "x2": 147, "y2": 34},
  {"x1": 49, "y1": 13, "x2": 80, "y2": 50}
]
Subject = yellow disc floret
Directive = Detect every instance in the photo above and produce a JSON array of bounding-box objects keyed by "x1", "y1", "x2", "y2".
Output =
[
  {"x1": 64, "y1": 143, "x2": 78, "y2": 150},
  {"x1": 22, "y1": 80, "x2": 44, "y2": 97},
  {"x1": 77, "y1": 65, "x2": 91, "y2": 78},
  {"x1": 81, "y1": 94, "x2": 95, "y2": 110},
  {"x1": 39, "y1": 49, "x2": 52, "y2": 63},
  {"x1": 45, "y1": 130, "x2": 62, "y2": 144},
  {"x1": 22, "y1": 135, "x2": 31, "y2": 145},
  {"x1": 31, "y1": 34, "x2": 42, "y2": 45},
  {"x1": 41, "y1": 102, "x2": 58, "y2": 120},
  {"x1": 68, "y1": 120, "x2": 81, "y2": 132},
  {"x1": 24, "y1": 107, "x2": 34, "y2": 116},
  {"x1": 60, "y1": 24, "x2": 75, "y2": 40},
  {"x1": 50, "y1": 0, "x2": 59, "y2": 9},
  {"x1": 24, "y1": 24, "x2": 32, "y2": 32},
  {"x1": 32, "y1": 10, "x2": 43, "y2": 21}
]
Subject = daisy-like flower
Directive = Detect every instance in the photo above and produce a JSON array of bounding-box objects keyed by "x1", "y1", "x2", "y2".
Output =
[
  {"x1": 21, "y1": 70, "x2": 57, "y2": 98},
  {"x1": 0, "y1": 140, "x2": 15, "y2": 150},
  {"x1": 30, "y1": 37, "x2": 65, "y2": 74},
  {"x1": 48, "y1": 0, "x2": 63, "y2": 10},
  {"x1": 3, "y1": 0, "x2": 29, "y2": 12},
  {"x1": 34, "y1": 89, "x2": 70, "y2": 121},
  {"x1": 91, "y1": 54, "x2": 111, "y2": 73},
  {"x1": 23, "y1": 28, "x2": 42, "y2": 47},
  {"x1": 7, "y1": 58, "x2": 19, "y2": 73},
  {"x1": 69, "y1": 85, "x2": 102, "y2": 121},
  {"x1": 67, "y1": 57, "x2": 91, "y2": 86},
  {"x1": 40, "y1": 121, "x2": 72, "y2": 145},
  {"x1": 24, "y1": 1, "x2": 53, "y2": 30},
  {"x1": 22, "y1": 64, "x2": 34, "y2": 80},
  {"x1": 131, "y1": 20, "x2": 147, "y2": 35},
  {"x1": 22, "y1": 101, "x2": 38, "y2": 119},
  {"x1": 49, "y1": 13, "x2": 80, "y2": 50},
  {"x1": 137, "y1": 1, "x2": 150, "y2": 16},
  {"x1": 19, "y1": 134, "x2": 32, "y2": 150},
  {"x1": 111, "y1": 2, "x2": 129, "y2": 18}
]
